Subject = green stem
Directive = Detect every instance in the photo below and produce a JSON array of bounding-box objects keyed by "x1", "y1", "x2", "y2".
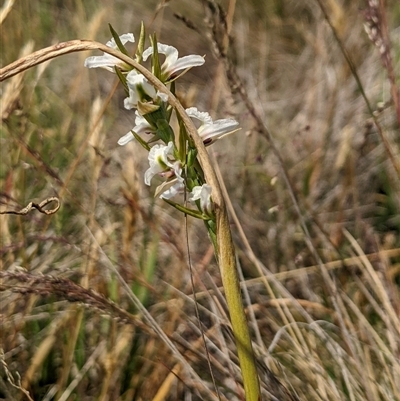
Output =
[{"x1": 214, "y1": 207, "x2": 260, "y2": 401}]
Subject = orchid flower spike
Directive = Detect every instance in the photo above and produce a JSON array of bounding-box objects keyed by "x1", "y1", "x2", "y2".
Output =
[
  {"x1": 185, "y1": 107, "x2": 240, "y2": 145},
  {"x1": 142, "y1": 43, "x2": 205, "y2": 81},
  {"x1": 84, "y1": 33, "x2": 135, "y2": 72}
]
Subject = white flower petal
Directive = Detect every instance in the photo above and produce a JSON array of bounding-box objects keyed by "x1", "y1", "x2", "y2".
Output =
[
  {"x1": 145, "y1": 142, "x2": 175, "y2": 186},
  {"x1": 84, "y1": 33, "x2": 135, "y2": 72},
  {"x1": 199, "y1": 119, "x2": 239, "y2": 139},
  {"x1": 189, "y1": 184, "x2": 213, "y2": 214},
  {"x1": 186, "y1": 107, "x2": 239, "y2": 144},
  {"x1": 160, "y1": 182, "x2": 185, "y2": 199},
  {"x1": 124, "y1": 70, "x2": 157, "y2": 109},
  {"x1": 172, "y1": 161, "x2": 184, "y2": 183},
  {"x1": 117, "y1": 132, "x2": 135, "y2": 146},
  {"x1": 106, "y1": 33, "x2": 135, "y2": 48},
  {"x1": 185, "y1": 107, "x2": 213, "y2": 124},
  {"x1": 134, "y1": 111, "x2": 147, "y2": 125},
  {"x1": 133, "y1": 122, "x2": 152, "y2": 135},
  {"x1": 143, "y1": 43, "x2": 178, "y2": 63},
  {"x1": 157, "y1": 91, "x2": 169, "y2": 102},
  {"x1": 84, "y1": 55, "x2": 120, "y2": 70},
  {"x1": 143, "y1": 43, "x2": 204, "y2": 79},
  {"x1": 144, "y1": 168, "x2": 156, "y2": 186},
  {"x1": 166, "y1": 55, "x2": 205, "y2": 75},
  {"x1": 132, "y1": 111, "x2": 156, "y2": 135},
  {"x1": 159, "y1": 43, "x2": 179, "y2": 63},
  {"x1": 118, "y1": 112, "x2": 156, "y2": 146},
  {"x1": 124, "y1": 97, "x2": 137, "y2": 110}
]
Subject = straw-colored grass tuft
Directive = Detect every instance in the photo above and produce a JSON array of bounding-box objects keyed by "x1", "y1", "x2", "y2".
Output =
[{"x1": 1, "y1": 0, "x2": 399, "y2": 400}]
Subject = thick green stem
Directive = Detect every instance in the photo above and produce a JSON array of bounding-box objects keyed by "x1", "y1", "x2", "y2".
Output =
[{"x1": 214, "y1": 208, "x2": 261, "y2": 401}]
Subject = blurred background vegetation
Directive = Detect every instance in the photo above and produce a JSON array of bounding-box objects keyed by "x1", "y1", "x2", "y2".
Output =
[{"x1": 1, "y1": 0, "x2": 399, "y2": 400}]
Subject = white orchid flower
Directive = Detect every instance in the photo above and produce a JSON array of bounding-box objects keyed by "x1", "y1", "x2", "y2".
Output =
[
  {"x1": 124, "y1": 70, "x2": 158, "y2": 110},
  {"x1": 159, "y1": 181, "x2": 185, "y2": 200},
  {"x1": 189, "y1": 184, "x2": 213, "y2": 215},
  {"x1": 84, "y1": 33, "x2": 135, "y2": 72},
  {"x1": 117, "y1": 111, "x2": 155, "y2": 146},
  {"x1": 185, "y1": 107, "x2": 240, "y2": 145},
  {"x1": 142, "y1": 43, "x2": 205, "y2": 80},
  {"x1": 144, "y1": 142, "x2": 183, "y2": 186}
]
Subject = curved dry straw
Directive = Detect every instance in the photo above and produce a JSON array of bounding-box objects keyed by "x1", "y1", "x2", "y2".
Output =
[
  {"x1": 0, "y1": 197, "x2": 60, "y2": 215},
  {"x1": 0, "y1": 40, "x2": 261, "y2": 401}
]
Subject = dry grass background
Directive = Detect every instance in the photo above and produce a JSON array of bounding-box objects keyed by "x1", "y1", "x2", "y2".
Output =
[{"x1": 1, "y1": 0, "x2": 400, "y2": 400}]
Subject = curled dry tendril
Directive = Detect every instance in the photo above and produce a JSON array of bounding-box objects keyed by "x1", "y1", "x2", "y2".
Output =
[{"x1": 0, "y1": 197, "x2": 60, "y2": 216}]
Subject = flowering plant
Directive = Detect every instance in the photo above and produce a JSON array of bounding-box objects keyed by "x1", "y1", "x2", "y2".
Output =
[
  {"x1": 84, "y1": 26, "x2": 239, "y2": 225},
  {"x1": 83, "y1": 25, "x2": 260, "y2": 401}
]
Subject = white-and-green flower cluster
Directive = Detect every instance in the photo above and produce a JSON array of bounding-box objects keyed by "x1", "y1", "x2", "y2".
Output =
[{"x1": 85, "y1": 29, "x2": 239, "y2": 220}]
